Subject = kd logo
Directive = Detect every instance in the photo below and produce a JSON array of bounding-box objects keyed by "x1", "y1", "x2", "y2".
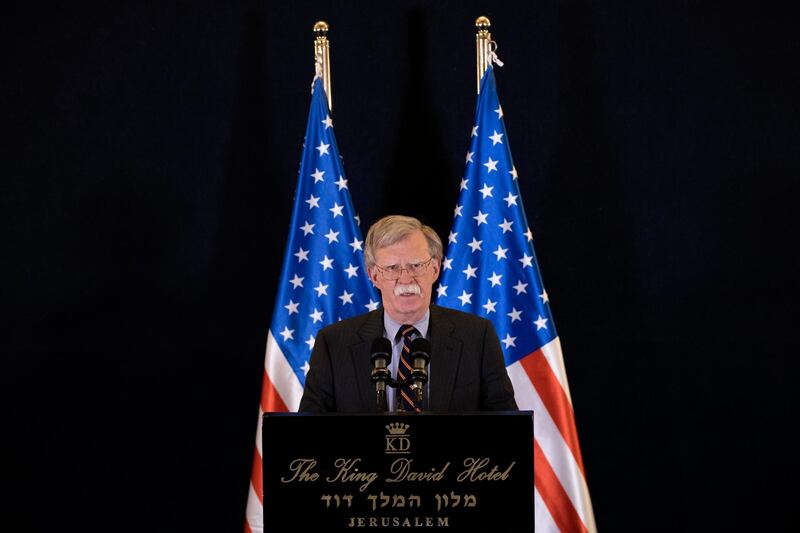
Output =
[
  {"x1": 385, "y1": 435, "x2": 411, "y2": 454},
  {"x1": 384, "y1": 422, "x2": 411, "y2": 454}
]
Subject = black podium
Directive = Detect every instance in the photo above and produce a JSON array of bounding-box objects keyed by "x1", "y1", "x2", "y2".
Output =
[{"x1": 262, "y1": 411, "x2": 534, "y2": 532}]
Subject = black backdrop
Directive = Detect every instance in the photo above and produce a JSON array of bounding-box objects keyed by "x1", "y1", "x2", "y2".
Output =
[{"x1": 2, "y1": 1, "x2": 797, "y2": 532}]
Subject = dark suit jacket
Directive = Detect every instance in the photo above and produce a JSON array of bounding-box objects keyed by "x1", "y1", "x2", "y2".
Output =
[{"x1": 299, "y1": 305, "x2": 518, "y2": 412}]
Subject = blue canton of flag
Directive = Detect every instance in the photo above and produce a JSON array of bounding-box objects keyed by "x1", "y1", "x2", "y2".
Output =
[
  {"x1": 270, "y1": 78, "x2": 379, "y2": 386},
  {"x1": 435, "y1": 67, "x2": 555, "y2": 365}
]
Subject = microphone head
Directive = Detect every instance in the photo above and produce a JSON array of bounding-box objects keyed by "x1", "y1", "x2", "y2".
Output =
[
  {"x1": 409, "y1": 337, "x2": 431, "y2": 362},
  {"x1": 370, "y1": 337, "x2": 392, "y2": 363}
]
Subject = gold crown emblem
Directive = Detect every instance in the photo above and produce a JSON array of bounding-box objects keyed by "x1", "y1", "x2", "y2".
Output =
[{"x1": 385, "y1": 422, "x2": 410, "y2": 435}]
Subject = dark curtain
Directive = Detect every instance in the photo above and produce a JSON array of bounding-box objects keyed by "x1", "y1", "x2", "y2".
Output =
[{"x1": 2, "y1": 1, "x2": 797, "y2": 531}]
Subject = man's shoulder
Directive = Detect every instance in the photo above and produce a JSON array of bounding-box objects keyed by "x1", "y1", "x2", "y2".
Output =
[
  {"x1": 431, "y1": 304, "x2": 493, "y2": 329},
  {"x1": 318, "y1": 308, "x2": 382, "y2": 338},
  {"x1": 316, "y1": 306, "x2": 494, "y2": 338}
]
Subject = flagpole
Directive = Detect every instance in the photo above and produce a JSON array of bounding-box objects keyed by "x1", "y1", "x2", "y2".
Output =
[
  {"x1": 475, "y1": 16, "x2": 491, "y2": 94},
  {"x1": 313, "y1": 20, "x2": 332, "y2": 110}
]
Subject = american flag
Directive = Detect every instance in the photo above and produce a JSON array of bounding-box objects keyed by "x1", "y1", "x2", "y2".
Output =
[
  {"x1": 435, "y1": 66, "x2": 597, "y2": 533},
  {"x1": 244, "y1": 77, "x2": 379, "y2": 533}
]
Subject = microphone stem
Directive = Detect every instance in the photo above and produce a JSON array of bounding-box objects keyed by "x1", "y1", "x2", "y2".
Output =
[{"x1": 377, "y1": 388, "x2": 387, "y2": 411}]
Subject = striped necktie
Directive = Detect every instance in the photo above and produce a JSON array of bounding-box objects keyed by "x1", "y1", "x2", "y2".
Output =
[{"x1": 397, "y1": 324, "x2": 421, "y2": 412}]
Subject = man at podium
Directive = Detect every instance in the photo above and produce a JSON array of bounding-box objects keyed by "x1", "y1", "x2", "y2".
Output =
[{"x1": 299, "y1": 215, "x2": 517, "y2": 413}]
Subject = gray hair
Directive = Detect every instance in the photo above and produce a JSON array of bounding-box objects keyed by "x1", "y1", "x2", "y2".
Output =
[{"x1": 364, "y1": 215, "x2": 443, "y2": 268}]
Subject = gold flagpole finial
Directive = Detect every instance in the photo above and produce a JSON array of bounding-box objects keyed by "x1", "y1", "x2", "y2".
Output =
[
  {"x1": 313, "y1": 21, "x2": 332, "y2": 111},
  {"x1": 475, "y1": 16, "x2": 491, "y2": 94}
]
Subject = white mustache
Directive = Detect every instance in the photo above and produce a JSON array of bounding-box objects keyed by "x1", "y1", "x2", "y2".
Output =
[{"x1": 394, "y1": 284, "x2": 421, "y2": 296}]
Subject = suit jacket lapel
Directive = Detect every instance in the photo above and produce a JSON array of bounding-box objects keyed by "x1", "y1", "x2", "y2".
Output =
[
  {"x1": 429, "y1": 305, "x2": 462, "y2": 411},
  {"x1": 352, "y1": 309, "x2": 384, "y2": 412}
]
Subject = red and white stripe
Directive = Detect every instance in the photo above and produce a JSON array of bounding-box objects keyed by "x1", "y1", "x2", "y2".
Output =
[
  {"x1": 244, "y1": 331, "x2": 302, "y2": 533},
  {"x1": 507, "y1": 337, "x2": 597, "y2": 533}
]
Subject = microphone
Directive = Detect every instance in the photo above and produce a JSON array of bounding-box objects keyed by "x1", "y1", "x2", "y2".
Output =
[
  {"x1": 409, "y1": 337, "x2": 431, "y2": 405},
  {"x1": 370, "y1": 337, "x2": 392, "y2": 410}
]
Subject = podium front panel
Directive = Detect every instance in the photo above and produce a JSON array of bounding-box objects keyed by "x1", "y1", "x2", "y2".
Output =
[{"x1": 262, "y1": 411, "x2": 534, "y2": 532}]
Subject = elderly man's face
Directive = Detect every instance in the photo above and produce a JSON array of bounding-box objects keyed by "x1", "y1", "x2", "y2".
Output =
[{"x1": 368, "y1": 230, "x2": 440, "y2": 324}]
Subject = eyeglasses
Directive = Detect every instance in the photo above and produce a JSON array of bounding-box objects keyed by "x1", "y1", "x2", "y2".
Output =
[{"x1": 375, "y1": 257, "x2": 434, "y2": 280}]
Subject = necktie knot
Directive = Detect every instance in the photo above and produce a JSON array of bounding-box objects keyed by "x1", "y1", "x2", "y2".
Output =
[{"x1": 398, "y1": 324, "x2": 419, "y2": 341}]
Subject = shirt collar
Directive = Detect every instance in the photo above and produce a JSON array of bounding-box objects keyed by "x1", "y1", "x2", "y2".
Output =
[{"x1": 383, "y1": 309, "x2": 430, "y2": 341}]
